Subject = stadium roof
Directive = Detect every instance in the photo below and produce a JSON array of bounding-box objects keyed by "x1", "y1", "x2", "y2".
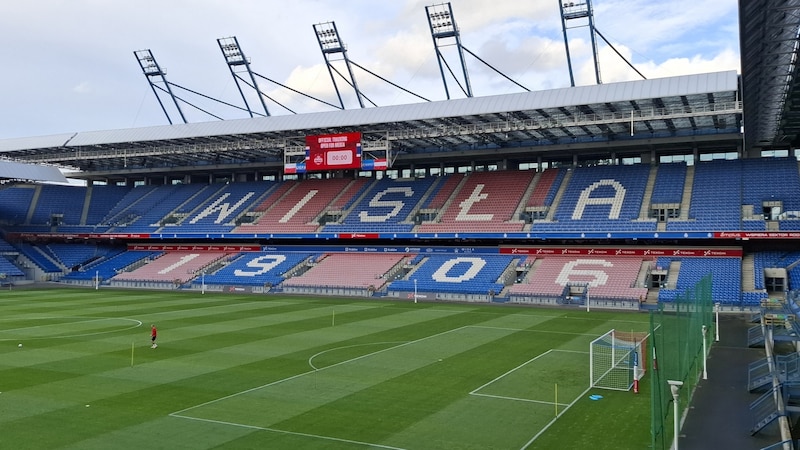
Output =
[
  {"x1": 739, "y1": 0, "x2": 800, "y2": 150},
  {"x1": 0, "y1": 159, "x2": 67, "y2": 183},
  {"x1": 0, "y1": 71, "x2": 741, "y2": 180}
]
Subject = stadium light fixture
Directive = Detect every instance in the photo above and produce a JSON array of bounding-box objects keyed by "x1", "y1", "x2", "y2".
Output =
[
  {"x1": 701, "y1": 325, "x2": 708, "y2": 380},
  {"x1": 667, "y1": 380, "x2": 683, "y2": 450}
]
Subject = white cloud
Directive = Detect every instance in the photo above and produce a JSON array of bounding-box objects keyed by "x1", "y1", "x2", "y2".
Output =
[
  {"x1": 72, "y1": 82, "x2": 92, "y2": 94},
  {"x1": 0, "y1": 0, "x2": 740, "y2": 139}
]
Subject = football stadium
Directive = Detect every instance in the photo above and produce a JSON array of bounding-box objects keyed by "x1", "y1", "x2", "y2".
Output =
[{"x1": 0, "y1": 1, "x2": 798, "y2": 449}]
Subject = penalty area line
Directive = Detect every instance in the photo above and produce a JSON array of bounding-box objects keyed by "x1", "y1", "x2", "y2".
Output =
[
  {"x1": 169, "y1": 413, "x2": 406, "y2": 450},
  {"x1": 518, "y1": 383, "x2": 594, "y2": 450}
]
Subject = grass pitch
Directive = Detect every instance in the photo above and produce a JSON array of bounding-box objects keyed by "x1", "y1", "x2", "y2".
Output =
[{"x1": 0, "y1": 288, "x2": 651, "y2": 449}]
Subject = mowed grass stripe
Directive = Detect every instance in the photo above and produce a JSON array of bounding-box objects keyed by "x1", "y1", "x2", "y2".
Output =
[
  {"x1": 268, "y1": 313, "x2": 611, "y2": 448},
  {"x1": 177, "y1": 326, "x2": 521, "y2": 426},
  {"x1": 0, "y1": 289, "x2": 650, "y2": 450},
  {"x1": 0, "y1": 290, "x2": 303, "y2": 324},
  {"x1": 0, "y1": 302, "x2": 468, "y2": 443}
]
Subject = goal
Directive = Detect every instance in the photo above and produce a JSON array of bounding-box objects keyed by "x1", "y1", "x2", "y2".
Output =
[{"x1": 590, "y1": 329, "x2": 649, "y2": 391}]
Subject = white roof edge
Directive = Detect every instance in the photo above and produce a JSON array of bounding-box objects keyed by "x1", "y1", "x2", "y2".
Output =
[
  {"x1": 1, "y1": 71, "x2": 739, "y2": 150},
  {"x1": 0, "y1": 160, "x2": 68, "y2": 183}
]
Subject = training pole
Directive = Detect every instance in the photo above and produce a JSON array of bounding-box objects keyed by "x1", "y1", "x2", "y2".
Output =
[{"x1": 332, "y1": 309, "x2": 335, "y2": 327}]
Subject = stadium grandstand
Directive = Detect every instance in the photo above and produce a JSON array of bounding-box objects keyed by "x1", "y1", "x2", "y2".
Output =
[{"x1": 0, "y1": 1, "x2": 799, "y2": 449}]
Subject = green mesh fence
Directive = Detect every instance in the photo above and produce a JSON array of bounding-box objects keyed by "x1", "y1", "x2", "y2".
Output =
[{"x1": 650, "y1": 274, "x2": 714, "y2": 450}]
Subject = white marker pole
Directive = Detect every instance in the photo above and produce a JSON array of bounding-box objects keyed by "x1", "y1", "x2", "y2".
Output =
[{"x1": 414, "y1": 279, "x2": 418, "y2": 304}]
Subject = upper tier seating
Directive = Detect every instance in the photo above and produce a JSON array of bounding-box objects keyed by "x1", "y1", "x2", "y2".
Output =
[
  {"x1": 389, "y1": 254, "x2": 514, "y2": 295},
  {"x1": 235, "y1": 178, "x2": 353, "y2": 234},
  {"x1": 667, "y1": 160, "x2": 742, "y2": 231},
  {"x1": 84, "y1": 185, "x2": 132, "y2": 226},
  {"x1": 1, "y1": 159, "x2": 800, "y2": 236},
  {"x1": 29, "y1": 185, "x2": 86, "y2": 226},
  {"x1": 417, "y1": 171, "x2": 533, "y2": 233},
  {"x1": 526, "y1": 168, "x2": 565, "y2": 208},
  {"x1": 323, "y1": 178, "x2": 436, "y2": 233},
  {"x1": 533, "y1": 164, "x2": 654, "y2": 232},
  {"x1": 327, "y1": 178, "x2": 373, "y2": 211},
  {"x1": 0, "y1": 185, "x2": 36, "y2": 225},
  {"x1": 281, "y1": 253, "x2": 406, "y2": 289},
  {"x1": 121, "y1": 183, "x2": 217, "y2": 232},
  {"x1": 100, "y1": 185, "x2": 159, "y2": 227},
  {"x1": 742, "y1": 158, "x2": 800, "y2": 213},
  {"x1": 650, "y1": 163, "x2": 687, "y2": 204},
  {"x1": 420, "y1": 174, "x2": 463, "y2": 210},
  {"x1": 175, "y1": 181, "x2": 274, "y2": 233}
]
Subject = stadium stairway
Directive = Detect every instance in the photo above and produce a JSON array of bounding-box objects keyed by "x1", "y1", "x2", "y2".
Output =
[
  {"x1": 749, "y1": 354, "x2": 800, "y2": 393},
  {"x1": 749, "y1": 385, "x2": 785, "y2": 436}
]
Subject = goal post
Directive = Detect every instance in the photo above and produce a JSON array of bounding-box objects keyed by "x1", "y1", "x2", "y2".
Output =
[{"x1": 590, "y1": 329, "x2": 649, "y2": 391}]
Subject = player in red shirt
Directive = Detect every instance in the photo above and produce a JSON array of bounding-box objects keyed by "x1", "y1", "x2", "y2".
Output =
[{"x1": 151, "y1": 324, "x2": 157, "y2": 349}]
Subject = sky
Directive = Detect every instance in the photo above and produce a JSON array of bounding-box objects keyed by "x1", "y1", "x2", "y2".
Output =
[{"x1": 0, "y1": 0, "x2": 741, "y2": 140}]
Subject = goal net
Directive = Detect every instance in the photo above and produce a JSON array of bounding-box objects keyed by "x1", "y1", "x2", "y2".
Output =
[{"x1": 590, "y1": 329, "x2": 649, "y2": 391}]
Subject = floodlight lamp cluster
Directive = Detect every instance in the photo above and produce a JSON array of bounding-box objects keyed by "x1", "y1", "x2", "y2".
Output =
[
  {"x1": 429, "y1": 10, "x2": 452, "y2": 29},
  {"x1": 316, "y1": 28, "x2": 337, "y2": 38},
  {"x1": 143, "y1": 63, "x2": 163, "y2": 76},
  {"x1": 562, "y1": 1, "x2": 589, "y2": 17}
]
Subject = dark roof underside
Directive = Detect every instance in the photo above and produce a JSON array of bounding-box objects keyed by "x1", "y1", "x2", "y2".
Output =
[{"x1": 739, "y1": 0, "x2": 800, "y2": 150}]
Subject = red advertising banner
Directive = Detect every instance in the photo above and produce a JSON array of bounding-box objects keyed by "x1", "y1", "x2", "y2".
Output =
[
  {"x1": 499, "y1": 247, "x2": 742, "y2": 257},
  {"x1": 714, "y1": 232, "x2": 800, "y2": 239},
  {"x1": 339, "y1": 233, "x2": 380, "y2": 239},
  {"x1": 304, "y1": 132, "x2": 362, "y2": 171},
  {"x1": 128, "y1": 244, "x2": 261, "y2": 252}
]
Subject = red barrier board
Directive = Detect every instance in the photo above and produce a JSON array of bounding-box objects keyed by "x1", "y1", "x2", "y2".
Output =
[{"x1": 500, "y1": 247, "x2": 742, "y2": 257}]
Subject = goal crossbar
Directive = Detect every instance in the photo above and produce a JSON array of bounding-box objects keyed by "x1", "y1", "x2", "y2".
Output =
[{"x1": 590, "y1": 329, "x2": 650, "y2": 391}]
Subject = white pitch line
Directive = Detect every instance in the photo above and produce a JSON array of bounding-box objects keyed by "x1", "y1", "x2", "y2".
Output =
[
  {"x1": 519, "y1": 384, "x2": 593, "y2": 450},
  {"x1": 169, "y1": 414, "x2": 406, "y2": 450},
  {"x1": 0, "y1": 317, "x2": 135, "y2": 333},
  {"x1": 471, "y1": 392, "x2": 571, "y2": 407},
  {"x1": 307, "y1": 341, "x2": 407, "y2": 370},
  {"x1": 171, "y1": 325, "x2": 469, "y2": 416},
  {"x1": 0, "y1": 317, "x2": 142, "y2": 341},
  {"x1": 470, "y1": 349, "x2": 556, "y2": 395},
  {"x1": 469, "y1": 325, "x2": 600, "y2": 337}
]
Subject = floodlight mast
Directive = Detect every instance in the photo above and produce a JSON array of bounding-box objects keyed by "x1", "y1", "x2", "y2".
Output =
[
  {"x1": 134, "y1": 49, "x2": 187, "y2": 124},
  {"x1": 559, "y1": 1, "x2": 646, "y2": 86},
  {"x1": 313, "y1": 21, "x2": 365, "y2": 109},
  {"x1": 217, "y1": 36, "x2": 270, "y2": 117},
  {"x1": 426, "y1": 2, "x2": 473, "y2": 99},
  {"x1": 559, "y1": 0, "x2": 602, "y2": 86}
]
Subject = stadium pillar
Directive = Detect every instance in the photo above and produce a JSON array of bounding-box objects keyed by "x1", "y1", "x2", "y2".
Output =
[
  {"x1": 702, "y1": 325, "x2": 708, "y2": 380},
  {"x1": 668, "y1": 380, "x2": 683, "y2": 450}
]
